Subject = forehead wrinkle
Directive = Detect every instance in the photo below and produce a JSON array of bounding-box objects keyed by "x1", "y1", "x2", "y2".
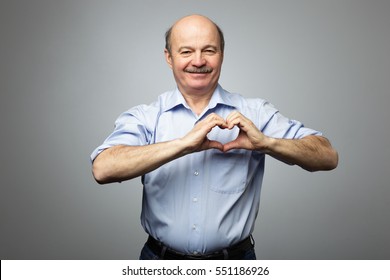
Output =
[
  {"x1": 170, "y1": 16, "x2": 220, "y2": 52},
  {"x1": 172, "y1": 31, "x2": 219, "y2": 52}
]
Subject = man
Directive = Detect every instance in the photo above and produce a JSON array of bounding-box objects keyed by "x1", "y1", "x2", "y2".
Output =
[{"x1": 91, "y1": 15, "x2": 338, "y2": 260}]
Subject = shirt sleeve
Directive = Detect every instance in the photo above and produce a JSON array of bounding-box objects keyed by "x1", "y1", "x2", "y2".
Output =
[
  {"x1": 90, "y1": 106, "x2": 153, "y2": 162},
  {"x1": 259, "y1": 101, "x2": 322, "y2": 139}
]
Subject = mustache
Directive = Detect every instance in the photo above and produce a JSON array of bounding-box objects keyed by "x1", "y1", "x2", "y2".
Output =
[{"x1": 184, "y1": 67, "x2": 213, "y2": 73}]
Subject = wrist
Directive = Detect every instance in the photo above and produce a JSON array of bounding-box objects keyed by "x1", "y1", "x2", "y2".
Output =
[
  {"x1": 174, "y1": 138, "x2": 194, "y2": 156},
  {"x1": 257, "y1": 136, "x2": 276, "y2": 154}
]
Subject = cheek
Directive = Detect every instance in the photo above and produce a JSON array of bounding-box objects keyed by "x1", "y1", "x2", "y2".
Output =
[
  {"x1": 209, "y1": 58, "x2": 223, "y2": 70},
  {"x1": 212, "y1": 57, "x2": 223, "y2": 68},
  {"x1": 172, "y1": 57, "x2": 190, "y2": 70}
]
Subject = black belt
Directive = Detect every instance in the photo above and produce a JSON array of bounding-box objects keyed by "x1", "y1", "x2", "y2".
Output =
[{"x1": 146, "y1": 235, "x2": 254, "y2": 260}]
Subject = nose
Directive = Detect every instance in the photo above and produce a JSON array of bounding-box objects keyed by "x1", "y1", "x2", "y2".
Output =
[{"x1": 192, "y1": 51, "x2": 206, "y2": 67}]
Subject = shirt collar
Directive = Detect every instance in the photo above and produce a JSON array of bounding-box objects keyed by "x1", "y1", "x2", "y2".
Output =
[
  {"x1": 208, "y1": 84, "x2": 236, "y2": 110},
  {"x1": 162, "y1": 84, "x2": 237, "y2": 112}
]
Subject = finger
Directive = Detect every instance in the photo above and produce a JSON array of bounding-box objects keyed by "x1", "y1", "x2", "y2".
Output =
[
  {"x1": 227, "y1": 116, "x2": 248, "y2": 130},
  {"x1": 204, "y1": 113, "x2": 228, "y2": 129},
  {"x1": 205, "y1": 112, "x2": 225, "y2": 122},
  {"x1": 226, "y1": 110, "x2": 241, "y2": 121},
  {"x1": 230, "y1": 116, "x2": 255, "y2": 132},
  {"x1": 223, "y1": 140, "x2": 240, "y2": 152},
  {"x1": 225, "y1": 111, "x2": 240, "y2": 127},
  {"x1": 226, "y1": 111, "x2": 249, "y2": 129},
  {"x1": 206, "y1": 139, "x2": 224, "y2": 151}
]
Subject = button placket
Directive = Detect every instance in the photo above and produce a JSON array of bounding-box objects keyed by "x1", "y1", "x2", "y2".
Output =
[{"x1": 188, "y1": 162, "x2": 202, "y2": 253}]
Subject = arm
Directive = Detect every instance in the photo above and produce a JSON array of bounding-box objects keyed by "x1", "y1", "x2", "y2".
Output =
[
  {"x1": 92, "y1": 140, "x2": 185, "y2": 184},
  {"x1": 92, "y1": 113, "x2": 227, "y2": 184},
  {"x1": 223, "y1": 111, "x2": 338, "y2": 172},
  {"x1": 264, "y1": 135, "x2": 339, "y2": 172}
]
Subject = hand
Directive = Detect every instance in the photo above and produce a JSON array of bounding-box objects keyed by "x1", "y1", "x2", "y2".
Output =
[
  {"x1": 181, "y1": 113, "x2": 228, "y2": 153},
  {"x1": 181, "y1": 111, "x2": 269, "y2": 154},
  {"x1": 223, "y1": 111, "x2": 270, "y2": 152}
]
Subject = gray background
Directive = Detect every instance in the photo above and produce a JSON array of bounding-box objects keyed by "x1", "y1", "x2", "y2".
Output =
[{"x1": 1, "y1": 0, "x2": 389, "y2": 259}]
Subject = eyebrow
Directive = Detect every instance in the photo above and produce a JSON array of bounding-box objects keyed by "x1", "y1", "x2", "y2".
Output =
[{"x1": 177, "y1": 45, "x2": 218, "y2": 52}]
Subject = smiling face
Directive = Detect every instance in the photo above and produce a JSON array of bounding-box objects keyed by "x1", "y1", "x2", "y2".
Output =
[{"x1": 165, "y1": 15, "x2": 224, "y2": 99}]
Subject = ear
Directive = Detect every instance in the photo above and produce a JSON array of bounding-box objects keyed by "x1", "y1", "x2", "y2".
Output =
[{"x1": 164, "y1": 49, "x2": 173, "y2": 69}]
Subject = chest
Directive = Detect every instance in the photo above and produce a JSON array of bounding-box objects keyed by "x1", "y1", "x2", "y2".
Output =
[{"x1": 152, "y1": 107, "x2": 241, "y2": 144}]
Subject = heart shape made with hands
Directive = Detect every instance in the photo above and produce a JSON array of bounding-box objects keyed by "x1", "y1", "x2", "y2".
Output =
[
  {"x1": 208, "y1": 124, "x2": 248, "y2": 152},
  {"x1": 200, "y1": 111, "x2": 262, "y2": 152},
  {"x1": 208, "y1": 125, "x2": 239, "y2": 143}
]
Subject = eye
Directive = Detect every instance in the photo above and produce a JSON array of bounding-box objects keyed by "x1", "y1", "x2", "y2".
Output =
[
  {"x1": 180, "y1": 50, "x2": 192, "y2": 56},
  {"x1": 204, "y1": 49, "x2": 216, "y2": 55}
]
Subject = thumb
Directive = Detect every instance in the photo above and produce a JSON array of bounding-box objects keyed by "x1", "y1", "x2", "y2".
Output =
[
  {"x1": 206, "y1": 139, "x2": 224, "y2": 151},
  {"x1": 223, "y1": 140, "x2": 240, "y2": 152}
]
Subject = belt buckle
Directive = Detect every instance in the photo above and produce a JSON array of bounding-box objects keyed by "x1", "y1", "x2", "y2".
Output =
[
  {"x1": 185, "y1": 251, "x2": 224, "y2": 260},
  {"x1": 185, "y1": 253, "x2": 206, "y2": 260}
]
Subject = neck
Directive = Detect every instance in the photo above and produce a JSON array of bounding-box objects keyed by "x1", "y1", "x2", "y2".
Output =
[
  {"x1": 183, "y1": 94, "x2": 211, "y2": 115},
  {"x1": 179, "y1": 85, "x2": 218, "y2": 116}
]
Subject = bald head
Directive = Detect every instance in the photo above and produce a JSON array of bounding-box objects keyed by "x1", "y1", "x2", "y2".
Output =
[{"x1": 165, "y1": 15, "x2": 225, "y2": 54}]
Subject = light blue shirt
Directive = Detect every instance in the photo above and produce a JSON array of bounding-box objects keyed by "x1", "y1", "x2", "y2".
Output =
[{"x1": 90, "y1": 85, "x2": 321, "y2": 254}]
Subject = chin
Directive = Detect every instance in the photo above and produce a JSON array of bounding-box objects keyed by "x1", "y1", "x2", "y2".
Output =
[{"x1": 187, "y1": 80, "x2": 216, "y2": 91}]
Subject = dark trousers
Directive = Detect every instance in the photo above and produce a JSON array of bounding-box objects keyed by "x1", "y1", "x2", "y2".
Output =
[{"x1": 139, "y1": 240, "x2": 257, "y2": 260}]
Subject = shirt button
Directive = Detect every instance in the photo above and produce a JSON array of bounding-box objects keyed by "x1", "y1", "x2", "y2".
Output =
[
  {"x1": 192, "y1": 224, "x2": 197, "y2": 230},
  {"x1": 194, "y1": 171, "x2": 199, "y2": 176},
  {"x1": 193, "y1": 251, "x2": 199, "y2": 255},
  {"x1": 192, "y1": 197, "x2": 198, "y2": 202}
]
